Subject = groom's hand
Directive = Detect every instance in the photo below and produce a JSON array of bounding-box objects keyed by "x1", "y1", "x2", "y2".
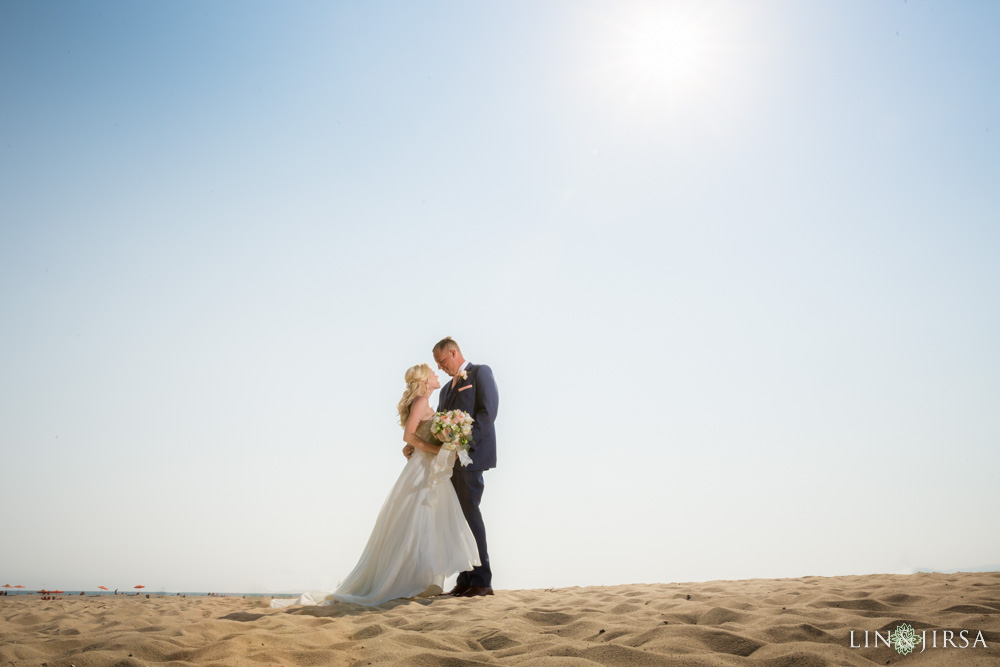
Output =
[{"x1": 402, "y1": 444, "x2": 415, "y2": 459}]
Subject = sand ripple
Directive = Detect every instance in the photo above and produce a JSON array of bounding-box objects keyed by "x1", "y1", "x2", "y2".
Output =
[{"x1": 1, "y1": 572, "x2": 999, "y2": 665}]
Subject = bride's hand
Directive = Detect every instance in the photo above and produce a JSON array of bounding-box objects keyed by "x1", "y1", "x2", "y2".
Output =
[{"x1": 402, "y1": 444, "x2": 415, "y2": 459}]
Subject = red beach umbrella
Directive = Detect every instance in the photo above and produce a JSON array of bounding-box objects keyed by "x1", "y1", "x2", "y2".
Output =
[
  {"x1": 2, "y1": 584, "x2": 11, "y2": 589},
  {"x1": 52, "y1": 590, "x2": 64, "y2": 594},
  {"x1": 98, "y1": 586, "x2": 109, "y2": 591},
  {"x1": 134, "y1": 585, "x2": 146, "y2": 592}
]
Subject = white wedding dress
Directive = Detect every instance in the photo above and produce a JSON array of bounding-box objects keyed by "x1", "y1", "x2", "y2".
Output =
[{"x1": 271, "y1": 418, "x2": 480, "y2": 608}]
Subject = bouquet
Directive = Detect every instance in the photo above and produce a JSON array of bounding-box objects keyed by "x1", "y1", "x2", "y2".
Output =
[{"x1": 431, "y1": 410, "x2": 474, "y2": 467}]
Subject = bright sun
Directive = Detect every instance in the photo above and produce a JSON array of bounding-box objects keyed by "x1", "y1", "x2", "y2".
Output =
[
  {"x1": 586, "y1": 2, "x2": 743, "y2": 113},
  {"x1": 626, "y1": 16, "x2": 709, "y2": 90}
]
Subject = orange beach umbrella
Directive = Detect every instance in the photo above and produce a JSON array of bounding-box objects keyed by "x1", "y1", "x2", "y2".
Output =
[
  {"x1": 98, "y1": 586, "x2": 109, "y2": 591},
  {"x1": 134, "y1": 585, "x2": 146, "y2": 590}
]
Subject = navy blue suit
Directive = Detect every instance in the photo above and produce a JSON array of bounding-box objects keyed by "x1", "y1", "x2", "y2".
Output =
[{"x1": 438, "y1": 362, "x2": 498, "y2": 587}]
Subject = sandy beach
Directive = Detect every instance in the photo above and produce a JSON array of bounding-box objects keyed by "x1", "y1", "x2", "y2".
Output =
[{"x1": 2, "y1": 572, "x2": 998, "y2": 666}]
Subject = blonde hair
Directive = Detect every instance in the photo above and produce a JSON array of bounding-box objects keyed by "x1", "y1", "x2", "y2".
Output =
[{"x1": 397, "y1": 363, "x2": 434, "y2": 427}]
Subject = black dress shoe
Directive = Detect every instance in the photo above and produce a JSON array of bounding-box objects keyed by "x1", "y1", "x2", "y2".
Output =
[
  {"x1": 443, "y1": 585, "x2": 469, "y2": 597},
  {"x1": 460, "y1": 586, "x2": 494, "y2": 597}
]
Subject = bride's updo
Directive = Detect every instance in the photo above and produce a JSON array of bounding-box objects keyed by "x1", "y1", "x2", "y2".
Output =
[{"x1": 397, "y1": 363, "x2": 434, "y2": 427}]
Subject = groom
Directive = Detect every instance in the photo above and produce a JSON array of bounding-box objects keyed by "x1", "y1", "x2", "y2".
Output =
[{"x1": 431, "y1": 337, "x2": 499, "y2": 597}]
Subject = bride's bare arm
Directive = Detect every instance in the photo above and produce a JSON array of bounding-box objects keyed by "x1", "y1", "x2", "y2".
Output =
[{"x1": 402, "y1": 395, "x2": 441, "y2": 454}]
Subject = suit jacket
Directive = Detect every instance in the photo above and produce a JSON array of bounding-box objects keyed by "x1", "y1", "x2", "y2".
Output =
[{"x1": 437, "y1": 363, "x2": 498, "y2": 471}]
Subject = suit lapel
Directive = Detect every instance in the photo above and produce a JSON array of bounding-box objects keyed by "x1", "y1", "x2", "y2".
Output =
[{"x1": 441, "y1": 363, "x2": 474, "y2": 410}]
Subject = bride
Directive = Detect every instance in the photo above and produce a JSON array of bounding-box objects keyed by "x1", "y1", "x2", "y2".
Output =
[{"x1": 271, "y1": 363, "x2": 480, "y2": 608}]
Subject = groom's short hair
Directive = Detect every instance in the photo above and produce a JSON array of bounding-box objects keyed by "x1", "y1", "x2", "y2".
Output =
[{"x1": 433, "y1": 337, "x2": 461, "y2": 353}]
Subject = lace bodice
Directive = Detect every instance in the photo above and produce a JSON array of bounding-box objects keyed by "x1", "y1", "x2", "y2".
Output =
[{"x1": 415, "y1": 418, "x2": 435, "y2": 445}]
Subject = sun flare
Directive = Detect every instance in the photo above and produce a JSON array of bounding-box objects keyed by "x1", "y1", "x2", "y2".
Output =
[
  {"x1": 626, "y1": 16, "x2": 709, "y2": 90},
  {"x1": 585, "y1": 2, "x2": 747, "y2": 115}
]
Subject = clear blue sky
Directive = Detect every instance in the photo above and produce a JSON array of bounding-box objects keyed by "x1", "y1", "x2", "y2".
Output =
[{"x1": 2, "y1": 0, "x2": 998, "y2": 593}]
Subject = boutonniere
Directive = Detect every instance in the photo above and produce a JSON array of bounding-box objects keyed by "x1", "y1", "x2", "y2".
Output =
[{"x1": 458, "y1": 370, "x2": 468, "y2": 381}]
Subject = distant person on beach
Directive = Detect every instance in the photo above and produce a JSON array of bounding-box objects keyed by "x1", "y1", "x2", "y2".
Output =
[{"x1": 272, "y1": 341, "x2": 498, "y2": 608}]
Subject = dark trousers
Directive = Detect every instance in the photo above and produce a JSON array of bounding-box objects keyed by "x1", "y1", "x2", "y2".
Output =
[{"x1": 451, "y1": 468, "x2": 492, "y2": 587}]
